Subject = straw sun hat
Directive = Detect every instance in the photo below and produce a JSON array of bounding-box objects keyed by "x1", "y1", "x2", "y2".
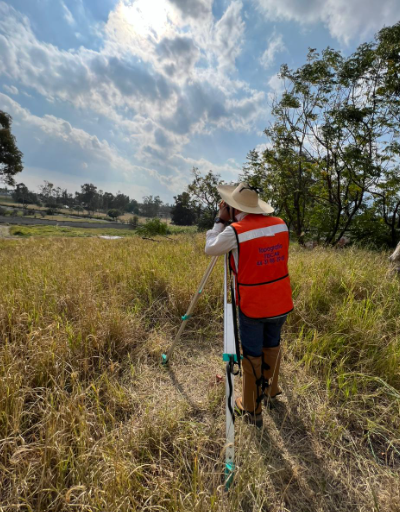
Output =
[{"x1": 217, "y1": 182, "x2": 274, "y2": 214}]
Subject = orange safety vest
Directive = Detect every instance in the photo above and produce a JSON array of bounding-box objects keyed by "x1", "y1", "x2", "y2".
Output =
[{"x1": 230, "y1": 214, "x2": 293, "y2": 319}]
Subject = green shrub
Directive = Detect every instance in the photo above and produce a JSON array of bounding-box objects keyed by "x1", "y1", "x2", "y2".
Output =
[
  {"x1": 10, "y1": 229, "x2": 26, "y2": 236},
  {"x1": 129, "y1": 215, "x2": 139, "y2": 229},
  {"x1": 136, "y1": 217, "x2": 169, "y2": 236},
  {"x1": 108, "y1": 209, "x2": 122, "y2": 220},
  {"x1": 196, "y1": 212, "x2": 215, "y2": 231}
]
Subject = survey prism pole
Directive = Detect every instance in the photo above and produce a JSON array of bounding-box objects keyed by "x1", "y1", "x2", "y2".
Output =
[
  {"x1": 162, "y1": 255, "x2": 219, "y2": 365},
  {"x1": 223, "y1": 254, "x2": 237, "y2": 489}
]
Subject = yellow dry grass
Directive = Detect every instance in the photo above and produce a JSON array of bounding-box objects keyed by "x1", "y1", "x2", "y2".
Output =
[{"x1": 0, "y1": 236, "x2": 399, "y2": 511}]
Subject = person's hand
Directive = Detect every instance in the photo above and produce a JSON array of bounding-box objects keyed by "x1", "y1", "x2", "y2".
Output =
[{"x1": 218, "y1": 201, "x2": 231, "y2": 222}]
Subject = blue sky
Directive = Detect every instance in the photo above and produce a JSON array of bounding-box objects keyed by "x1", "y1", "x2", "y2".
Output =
[{"x1": 1, "y1": 0, "x2": 399, "y2": 203}]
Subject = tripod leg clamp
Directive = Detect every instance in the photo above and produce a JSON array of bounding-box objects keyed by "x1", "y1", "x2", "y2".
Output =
[{"x1": 224, "y1": 462, "x2": 235, "y2": 490}]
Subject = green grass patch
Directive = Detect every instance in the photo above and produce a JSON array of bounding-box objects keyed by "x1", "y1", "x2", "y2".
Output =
[
  {"x1": 39, "y1": 215, "x2": 113, "y2": 223},
  {"x1": 9, "y1": 225, "x2": 136, "y2": 238}
]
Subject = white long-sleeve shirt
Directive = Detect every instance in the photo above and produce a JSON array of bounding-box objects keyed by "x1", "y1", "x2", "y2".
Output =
[{"x1": 204, "y1": 212, "x2": 248, "y2": 267}]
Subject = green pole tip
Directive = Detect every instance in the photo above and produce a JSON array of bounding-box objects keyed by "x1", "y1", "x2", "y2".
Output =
[
  {"x1": 224, "y1": 462, "x2": 235, "y2": 490},
  {"x1": 161, "y1": 354, "x2": 168, "y2": 365},
  {"x1": 181, "y1": 314, "x2": 192, "y2": 321}
]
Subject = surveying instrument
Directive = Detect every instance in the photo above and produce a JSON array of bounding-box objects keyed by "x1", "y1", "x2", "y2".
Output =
[{"x1": 162, "y1": 254, "x2": 241, "y2": 490}]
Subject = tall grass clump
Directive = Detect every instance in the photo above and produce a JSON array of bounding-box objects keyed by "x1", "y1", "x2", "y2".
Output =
[
  {"x1": 286, "y1": 245, "x2": 400, "y2": 470},
  {"x1": 289, "y1": 246, "x2": 400, "y2": 384},
  {"x1": 0, "y1": 235, "x2": 399, "y2": 511}
]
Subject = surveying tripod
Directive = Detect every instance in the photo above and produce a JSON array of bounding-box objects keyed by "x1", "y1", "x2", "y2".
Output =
[{"x1": 162, "y1": 254, "x2": 240, "y2": 490}]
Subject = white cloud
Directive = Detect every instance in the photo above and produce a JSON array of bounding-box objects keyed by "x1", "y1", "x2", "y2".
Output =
[
  {"x1": 226, "y1": 91, "x2": 266, "y2": 131},
  {"x1": 0, "y1": 0, "x2": 263, "y2": 164},
  {"x1": 0, "y1": 1, "x2": 271, "y2": 200},
  {"x1": 173, "y1": 153, "x2": 243, "y2": 185},
  {"x1": 0, "y1": 93, "x2": 245, "y2": 199},
  {"x1": 260, "y1": 32, "x2": 286, "y2": 69},
  {"x1": 62, "y1": 2, "x2": 75, "y2": 26},
  {"x1": 214, "y1": 1, "x2": 245, "y2": 73},
  {"x1": 268, "y1": 73, "x2": 284, "y2": 93},
  {"x1": 255, "y1": 0, "x2": 400, "y2": 44},
  {"x1": 167, "y1": 0, "x2": 212, "y2": 20},
  {"x1": 2, "y1": 84, "x2": 18, "y2": 95},
  {"x1": 0, "y1": 92, "x2": 156, "y2": 194},
  {"x1": 157, "y1": 35, "x2": 200, "y2": 80}
]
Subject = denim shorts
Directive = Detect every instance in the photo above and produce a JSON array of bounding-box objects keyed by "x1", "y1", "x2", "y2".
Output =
[{"x1": 239, "y1": 310, "x2": 287, "y2": 357}]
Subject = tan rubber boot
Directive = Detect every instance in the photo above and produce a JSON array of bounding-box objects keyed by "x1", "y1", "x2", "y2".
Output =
[
  {"x1": 262, "y1": 346, "x2": 282, "y2": 403},
  {"x1": 234, "y1": 355, "x2": 263, "y2": 428}
]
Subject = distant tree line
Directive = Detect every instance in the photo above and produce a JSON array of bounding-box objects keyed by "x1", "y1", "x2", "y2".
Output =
[{"x1": 9, "y1": 181, "x2": 171, "y2": 220}]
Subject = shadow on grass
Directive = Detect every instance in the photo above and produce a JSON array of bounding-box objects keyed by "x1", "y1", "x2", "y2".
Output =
[
  {"x1": 166, "y1": 364, "x2": 205, "y2": 417},
  {"x1": 257, "y1": 395, "x2": 360, "y2": 512}
]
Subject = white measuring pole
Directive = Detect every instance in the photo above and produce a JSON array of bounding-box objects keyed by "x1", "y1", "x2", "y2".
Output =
[{"x1": 223, "y1": 254, "x2": 236, "y2": 489}]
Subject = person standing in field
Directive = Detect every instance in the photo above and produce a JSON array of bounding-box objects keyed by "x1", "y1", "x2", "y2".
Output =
[{"x1": 205, "y1": 183, "x2": 293, "y2": 428}]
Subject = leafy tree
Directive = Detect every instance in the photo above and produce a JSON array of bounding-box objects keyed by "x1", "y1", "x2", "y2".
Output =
[
  {"x1": 350, "y1": 204, "x2": 393, "y2": 247},
  {"x1": 186, "y1": 168, "x2": 223, "y2": 229},
  {"x1": 113, "y1": 193, "x2": 130, "y2": 212},
  {"x1": 159, "y1": 203, "x2": 172, "y2": 220},
  {"x1": 127, "y1": 198, "x2": 140, "y2": 214},
  {"x1": 108, "y1": 209, "x2": 122, "y2": 220},
  {"x1": 0, "y1": 111, "x2": 23, "y2": 186},
  {"x1": 171, "y1": 192, "x2": 196, "y2": 225},
  {"x1": 243, "y1": 24, "x2": 400, "y2": 246},
  {"x1": 39, "y1": 181, "x2": 57, "y2": 207},
  {"x1": 370, "y1": 168, "x2": 400, "y2": 246},
  {"x1": 102, "y1": 192, "x2": 115, "y2": 211},
  {"x1": 56, "y1": 188, "x2": 74, "y2": 207},
  {"x1": 187, "y1": 168, "x2": 221, "y2": 218},
  {"x1": 76, "y1": 183, "x2": 100, "y2": 214},
  {"x1": 12, "y1": 183, "x2": 38, "y2": 205},
  {"x1": 141, "y1": 195, "x2": 163, "y2": 217}
]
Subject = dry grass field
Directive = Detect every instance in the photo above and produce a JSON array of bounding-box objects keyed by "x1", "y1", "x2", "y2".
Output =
[{"x1": 0, "y1": 235, "x2": 399, "y2": 511}]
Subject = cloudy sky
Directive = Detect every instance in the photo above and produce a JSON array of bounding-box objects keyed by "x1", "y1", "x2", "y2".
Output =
[{"x1": 1, "y1": 0, "x2": 399, "y2": 202}]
